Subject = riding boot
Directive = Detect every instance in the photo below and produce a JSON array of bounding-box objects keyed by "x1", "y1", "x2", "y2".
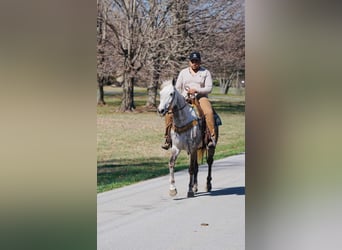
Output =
[
  {"x1": 206, "y1": 114, "x2": 216, "y2": 148},
  {"x1": 161, "y1": 113, "x2": 173, "y2": 150},
  {"x1": 161, "y1": 134, "x2": 172, "y2": 150}
]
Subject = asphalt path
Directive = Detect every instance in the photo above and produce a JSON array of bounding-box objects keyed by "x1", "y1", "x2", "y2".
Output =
[{"x1": 97, "y1": 153, "x2": 245, "y2": 250}]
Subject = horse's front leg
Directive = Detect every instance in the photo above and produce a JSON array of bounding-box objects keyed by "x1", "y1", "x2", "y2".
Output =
[{"x1": 169, "y1": 147, "x2": 180, "y2": 196}]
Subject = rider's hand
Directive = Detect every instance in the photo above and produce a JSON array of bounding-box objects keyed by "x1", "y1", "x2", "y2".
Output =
[{"x1": 188, "y1": 88, "x2": 197, "y2": 95}]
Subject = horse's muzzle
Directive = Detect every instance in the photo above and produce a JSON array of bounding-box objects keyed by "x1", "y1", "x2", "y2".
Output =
[{"x1": 157, "y1": 108, "x2": 166, "y2": 116}]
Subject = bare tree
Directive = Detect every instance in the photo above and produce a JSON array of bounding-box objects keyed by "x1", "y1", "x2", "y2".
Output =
[
  {"x1": 142, "y1": 0, "x2": 174, "y2": 108},
  {"x1": 143, "y1": 0, "x2": 191, "y2": 108},
  {"x1": 104, "y1": 0, "x2": 150, "y2": 111},
  {"x1": 190, "y1": 0, "x2": 245, "y2": 86},
  {"x1": 97, "y1": 0, "x2": 108, "y2": 105},
  {"x1": 97, "y1": 0, "x2": 126, "y2": 105}
]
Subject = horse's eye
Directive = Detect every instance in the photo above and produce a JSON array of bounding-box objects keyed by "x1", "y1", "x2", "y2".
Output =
[{"x1": 170, "y1": 93, "x2": 173, "y2": 97}]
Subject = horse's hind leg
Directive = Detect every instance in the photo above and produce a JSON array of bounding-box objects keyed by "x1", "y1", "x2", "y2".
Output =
[
  {"x1": 206, "y1": 127, "x2": 218, "y2": 192},
  {"x1": 206, "y1": 147, "x2": 215, "y2": 192},
  {"x1": 192, "y1": 157, "x2": 199, "y2": 193},
  {"x1": 187, "y1": 151, "x2": 197, "y2": 197},
  {"x1": 169, "y1": 148, "x2": 180, "y2": 196}
]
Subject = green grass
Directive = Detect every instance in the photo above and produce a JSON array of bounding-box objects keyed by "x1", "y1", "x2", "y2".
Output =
[{"x1": 97, "y1": 86, "x2": 245, "y2": 193}]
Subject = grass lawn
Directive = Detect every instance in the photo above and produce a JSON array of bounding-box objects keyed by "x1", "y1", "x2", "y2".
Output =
[{"x1": 97, "y1": 86, "x2": 245, "y2": 193}]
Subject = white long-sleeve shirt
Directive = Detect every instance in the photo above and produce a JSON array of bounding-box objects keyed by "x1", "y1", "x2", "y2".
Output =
[{"x1": 175, "y1": 66, "x2": 213, "y2": 97}]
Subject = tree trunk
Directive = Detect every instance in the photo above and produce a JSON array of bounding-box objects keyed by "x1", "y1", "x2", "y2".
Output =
[
  {"x1": 97, "y1": 85, "x2": 106, "y2": 106},
  {"x1": 146, "y1": 84, "x2": 158, "y2": 108},
  {"x1": 120, "y1": 75, "x2": 135, "y2": 112},
  {"x1": 219, "y1": 78, "x2": 230, "y2": 94},
  {"x1": 97, "y1": 78, "x2": 106, "y2": 105},
  {"x1": 236, "y1": 70, "x2": 240, "y2": 88},
  {"x1": 219, "y1": 72, "x2": 235, "y2": 94},
  {"x1": 146, "y1": 62, "x2": 160, "y2": 108}
]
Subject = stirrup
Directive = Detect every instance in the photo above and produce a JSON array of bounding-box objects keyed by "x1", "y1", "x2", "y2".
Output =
[
  {"x1": 208, "y1": 137, "x2": 216, "y2": 148},
  {"x1": 161, "y1": 141, "x2": 171, "y2": 150}
]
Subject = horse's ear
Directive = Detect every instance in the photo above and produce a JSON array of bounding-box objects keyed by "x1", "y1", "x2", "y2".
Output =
[{"x1": 172, "y1": 78, "x2": 176, "y2": 86}]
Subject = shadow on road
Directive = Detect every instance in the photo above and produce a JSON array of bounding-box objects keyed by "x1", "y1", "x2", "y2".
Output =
[
  {"x1": 197, "y1": 186, "x2": 245, "y2": 197},
  {"x1": 173, "y1": 186, "x2": 245, "y2": 200}
]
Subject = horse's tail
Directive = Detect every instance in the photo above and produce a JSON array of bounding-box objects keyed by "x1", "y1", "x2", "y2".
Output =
[{"x1": 197, "y1": 146, "x2": 207, "y2": 164}]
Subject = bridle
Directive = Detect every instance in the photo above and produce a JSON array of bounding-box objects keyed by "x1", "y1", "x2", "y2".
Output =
[{"x1": 166, "y1": 86, "x2": 187, "y2": 114}]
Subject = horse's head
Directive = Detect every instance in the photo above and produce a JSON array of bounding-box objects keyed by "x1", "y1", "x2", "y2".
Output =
[{"x1": 158, "y1": 80, "x2": 176, "y2": 116}]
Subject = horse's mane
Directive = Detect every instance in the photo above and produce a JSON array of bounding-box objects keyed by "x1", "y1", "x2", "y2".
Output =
[{"x1": 160, "y1": 79, "x2": 173, "y2": 90}]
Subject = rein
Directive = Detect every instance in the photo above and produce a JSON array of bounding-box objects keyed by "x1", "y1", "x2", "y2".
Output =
[
  {"x1": 167, "y1": 88, "x2": 199, "y2": 134},
  {"x1": 166, "y1": 87, "x2": 187, "y2": 114},
  {"x1": 167, "y1": 101, "x2": 187, "y2": 114}
]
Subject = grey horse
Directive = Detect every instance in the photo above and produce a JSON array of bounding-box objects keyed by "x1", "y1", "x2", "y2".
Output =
[{"x1": 158, "y1": 80, "x2": 218, "y2": 197}]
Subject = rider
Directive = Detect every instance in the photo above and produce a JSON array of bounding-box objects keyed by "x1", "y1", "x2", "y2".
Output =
[{"x1": 161, "y1": 51, "x2": 216, "y2": 150}]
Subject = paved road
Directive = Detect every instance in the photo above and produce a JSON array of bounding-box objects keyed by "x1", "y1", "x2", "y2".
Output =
[{"x1": 97, "y1": 153, "x2": 245, "y2": 250}]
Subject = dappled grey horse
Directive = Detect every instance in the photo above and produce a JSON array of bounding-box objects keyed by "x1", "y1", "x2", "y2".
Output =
[{"x1": 158, "y1": 80, "x2": 218, "y2": 197}]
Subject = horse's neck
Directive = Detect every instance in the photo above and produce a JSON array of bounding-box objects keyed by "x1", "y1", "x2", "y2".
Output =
[{"x1": 173, "y1": 93, "x2": 196, "y2": 126}]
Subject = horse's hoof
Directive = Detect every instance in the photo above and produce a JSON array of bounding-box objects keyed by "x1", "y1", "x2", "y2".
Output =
[
  {"x1": 187, "y1": 191, "x2": 195, "y2": 198},
  {"x1": 206, "y1": 184, "x2": 212, "y2": 192},
  {"x1": 192, "y1": 185, "x2": 198, "y2": 193},
  {"x1": 169, "y1": 188, "x2": 177, "y2": 196}
]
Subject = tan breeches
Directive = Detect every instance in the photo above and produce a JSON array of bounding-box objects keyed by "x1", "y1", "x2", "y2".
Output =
[{"x1": 198, "y1": 97, "x2": 216, "y2": 138}]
